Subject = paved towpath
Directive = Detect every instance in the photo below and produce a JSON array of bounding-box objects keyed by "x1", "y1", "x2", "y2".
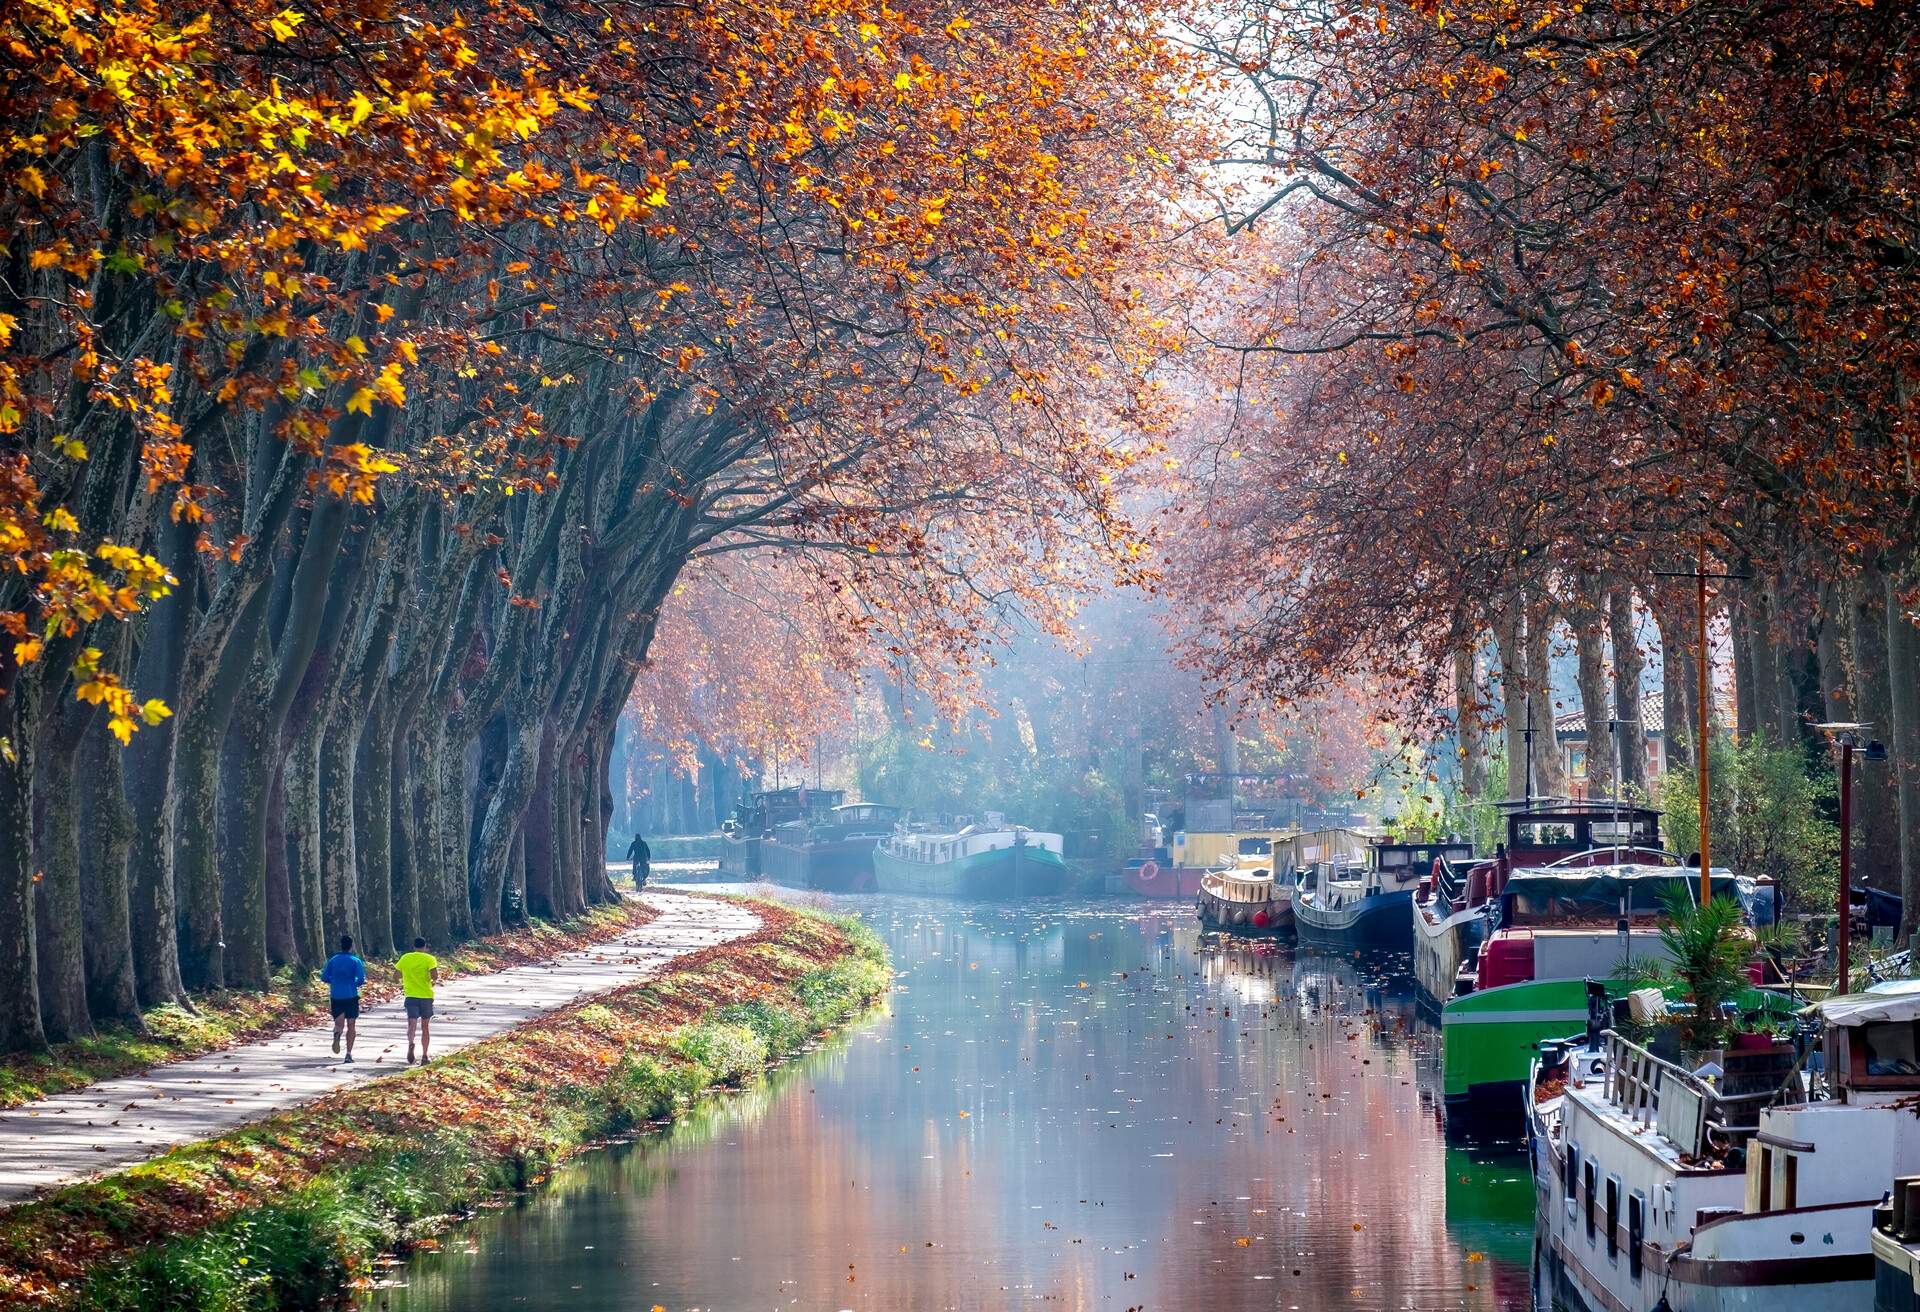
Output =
[{"x1": 0, "y1": 891, "x2": 759, "y2": 1204}]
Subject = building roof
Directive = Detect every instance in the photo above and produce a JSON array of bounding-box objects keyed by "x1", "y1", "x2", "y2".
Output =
[{"x1": 1554, "y1": 691, "x2": 1664, "y2": 737}]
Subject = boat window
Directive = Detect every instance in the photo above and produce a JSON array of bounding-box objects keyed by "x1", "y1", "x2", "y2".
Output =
[
  {"x1": 1379, "y1": 848, "x2": 1411, "y2": 868},
  {"x1": 1755, "y1": 1145, "x2": 1772, "y2": 1212},
  {"x1": 1783, "y1": 1152, "x2": 1798, "y2": 1211},
  {"x1": 1864, "y1": 1021, "x2": 1920, "y2": 1076},
  {"x1": 1590, "y1": 819, "x2": 1656, "y2": 845},
  {"x1": 1627, "y1": 1193, "x2": 1644, "y2": 1280},
  {"x1": 1582, "y1": 1159, "x2": 1597, "y2": 1243},
  {"x1": 1564, "y1": 1144, "x2": 1579, "y2": 1204},
  {"x1": 1605, "y1": 1176, "x2": 1620, "y2": 1261},
  {"x1": 1515, "y1": 821, "x2": 1579, "y2": 848}
]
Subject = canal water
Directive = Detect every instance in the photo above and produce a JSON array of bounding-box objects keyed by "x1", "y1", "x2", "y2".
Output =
[{"x1": 361, "y1": 892, "x2": 1535, "y2": 1311}]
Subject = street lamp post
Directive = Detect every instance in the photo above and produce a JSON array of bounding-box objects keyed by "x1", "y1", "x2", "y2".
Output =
[{"x1": 1819, "y1": 723, "x2": 1888, "y2": 991}]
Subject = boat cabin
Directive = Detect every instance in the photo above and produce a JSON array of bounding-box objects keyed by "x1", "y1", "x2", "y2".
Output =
[
  {"x1": 775, "y1": 802, "x2": 901, "y2": 844},
  {"x1": 1298, "y1": 837, "x2": 1474, "y2": 907},
  {"x1": 1475, "y1": 864, "x2": 1773, "y2": 991},
  {"x1": 732, "y1": 786, "x2": 844, "y2": 837},
  {"x1": 882, "y1": 825, "x2": 1066, "y2": 866},
  {"x1": 1820, "y1": 981, "x2": 1920, "y2": 1091},
  {"x1": 1373, "y1": 837, "x2": 1475, "y2": 883},
  {"x1": 1495, "y1": 797, "x2": 1666, "y2": 865}
]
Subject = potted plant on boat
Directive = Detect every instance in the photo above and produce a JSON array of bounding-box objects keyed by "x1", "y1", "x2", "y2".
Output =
[{"x1": 1657, "y1": 887, "x2": 1753, "y2": 1062}]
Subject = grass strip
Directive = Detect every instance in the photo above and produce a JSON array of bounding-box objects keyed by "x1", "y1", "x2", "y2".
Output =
[{"x1": 0, "y1": 902, "x2": 888, "y2": 1310}]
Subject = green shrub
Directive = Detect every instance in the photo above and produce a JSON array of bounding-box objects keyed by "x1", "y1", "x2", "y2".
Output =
[{"x1": 670, "y1": 1021, "x2": 769, "y2": 1085}]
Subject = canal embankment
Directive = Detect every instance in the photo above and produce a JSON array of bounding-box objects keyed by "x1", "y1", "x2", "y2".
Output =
[{"x1": 0, "y1": 898, "x2": 889, "y2": 1309}]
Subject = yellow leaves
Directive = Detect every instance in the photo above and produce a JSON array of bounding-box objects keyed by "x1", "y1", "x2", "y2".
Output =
[
  {"x1": 345, "y1": 334, "x2": 368, "y2": 358},
  {"x1": 42, "y1": 507, "x2": 78, "y2": 533},
  {"x1": 346, "y1": 388, "x2": 375, "y2": 416},
  {"x1": 13, "y1": 638, "x2": 42, "y2": 666},
  {"x1": 373, "y1": 302, "x2": 395, "y2": 324},
  {"x1": 894, "y1": 71, "x2": 912, "y2": 92},
  {"x1": 16, "y1": 167, "x2": 43, "y2": 199},
  {"x1": 269, "y1": 8, "x2": 303, "y2": 41},
  {"x1": 945, "y1": 15, "x2": 973, "y2": 38},
  {"x1": 372, "y1": 362, "x2": 406, "y2": 407},
  {"x1": 71, "y1": 648, "x2": 171, "y2": 743}
]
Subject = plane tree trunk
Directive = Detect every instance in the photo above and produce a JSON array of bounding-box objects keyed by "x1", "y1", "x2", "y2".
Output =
[{"x1": 1609, "y1": 587, "x2": 1647, "y2": 794}]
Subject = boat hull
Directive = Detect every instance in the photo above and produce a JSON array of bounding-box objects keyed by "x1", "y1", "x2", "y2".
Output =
[
  {"x1": 1875, "y1": 1229, "x2": 1920, "y2": 1312},
  {"x1": 1541, "y1": 1226, "x2": 1870, "y2": 1312},
  {"x1": 872, "y1": 842, "x2": 1067, "y2": 897},
  {"x1": 1124, "y1": 862, "x2": 1206, "y2": 898},
  {"x1": 718, "y1": 833, "x2": 761, "y2": 877},
  {"x1": 760, "y1": 835, "x2": 880, "y2": 892},
  {"x1": 1443, "y1": 978, "x2": 1595, "y2": 1116},
  {"x1": 1195, "y1": 886, "x2": 1293, "y2": 936},
  {"x1": 1413, "y1": 900, "x2": 1486, "y2": 1009},
  {"x1": 1293, "y1": 887, "x2": 1414, "y2": 950}
]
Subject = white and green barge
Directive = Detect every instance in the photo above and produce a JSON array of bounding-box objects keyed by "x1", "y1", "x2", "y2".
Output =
[
  {"x1": 872, "y1": 822, "x2": 1067, "y2": 898},
  {"x1": 1441, "y1": 863, "x2": 1779, "y2": 1132}
]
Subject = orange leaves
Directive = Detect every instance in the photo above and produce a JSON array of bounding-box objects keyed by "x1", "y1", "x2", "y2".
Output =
[{"x1": 320, "y1": 443, "x2": 401, "y2": 505}]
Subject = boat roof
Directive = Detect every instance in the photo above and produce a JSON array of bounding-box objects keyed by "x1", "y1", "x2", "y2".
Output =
[
  {"x1": 1499, "y1": 863, "x2": 1770, "y2": 925},
  {"x1": 1505, "y1": 861, "x2": 1740, "y2": 891},
  {"x1": 1816, "y1": 978, "x2": 1920, "y2": 1026},
  {"x1": 1489, "y1": 796, "x2": 1661, "y2": 819},
  {"x1": 895, "y1": 824, "x2": 1061, "y2": 842}
]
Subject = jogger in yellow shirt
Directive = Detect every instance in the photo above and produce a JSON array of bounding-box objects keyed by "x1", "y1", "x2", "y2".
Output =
[{"x1": 394, "y1": 937, "x2": 439, "y2": 1064}]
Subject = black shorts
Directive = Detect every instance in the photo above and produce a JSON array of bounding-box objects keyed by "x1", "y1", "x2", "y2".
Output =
[
  {"x1": 330, "y1": 997, "x2": 360, "y2": 1020},
  {"x1": 405, "y1": 997, "x2": 435, "y2": 1019}
]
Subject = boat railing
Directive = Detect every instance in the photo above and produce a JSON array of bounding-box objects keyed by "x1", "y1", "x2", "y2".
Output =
[
  {"x1": 1601, "y1": 1030, "x2": 1802, "y2": 1160},
  {"x1": 1201, "y1": 868, "x2": 1278, "y2": 903},
  {"x1": 1431, "y1": 856, "x2": 1472, "y2": 910}
]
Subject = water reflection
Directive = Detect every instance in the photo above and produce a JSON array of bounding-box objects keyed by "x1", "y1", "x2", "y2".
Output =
[{"x1": 364, "y1": 895, "x2": 1533, "y2": 1310}]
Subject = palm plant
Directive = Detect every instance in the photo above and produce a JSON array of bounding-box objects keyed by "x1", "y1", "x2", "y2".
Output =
[
  {"x1": 1657, "y1": 887, "x2": 1752, "y2": 1054},
  {"x1": 1750, "y1": 920, "x2": 1807, "y2": 983}
]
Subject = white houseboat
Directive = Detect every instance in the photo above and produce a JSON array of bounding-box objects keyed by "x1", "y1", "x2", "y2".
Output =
[
  {"x1": 871, "y1": 818, "x2": 1067, "y2": 897},
  {"x1": 1530, "y1": 979, "x2": 1920, "y2": 1311}
]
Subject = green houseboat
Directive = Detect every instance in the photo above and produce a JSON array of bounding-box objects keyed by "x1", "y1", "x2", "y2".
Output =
[
  {"x1": 1440, "y1": 862, "x2": 1778, "y2": 1132},
  {"x1": 872, "y1": 820, "x2": 1067, "y2": 897}
]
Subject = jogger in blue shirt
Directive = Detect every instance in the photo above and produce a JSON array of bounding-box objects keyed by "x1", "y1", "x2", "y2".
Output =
[{"x1": 320, "y1": 935, "x2": 367, "y2": 1063}]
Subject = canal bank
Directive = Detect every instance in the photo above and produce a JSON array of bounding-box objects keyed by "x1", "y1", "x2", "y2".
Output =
[
  {"x1": 0, "y1": 898, "x2": 888, "y2": 1309},
  {"x1": 364, "y1": 889, "x2": 1532, "y2": 1311}
]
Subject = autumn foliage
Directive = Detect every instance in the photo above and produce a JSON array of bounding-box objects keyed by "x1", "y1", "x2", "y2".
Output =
[
  {"x1": 1172, "y1": 0, "x2": 1920, "y2": 905},
  {"x1": 0, "y1": 0, "x2": 1203, "y2": 1050}
]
